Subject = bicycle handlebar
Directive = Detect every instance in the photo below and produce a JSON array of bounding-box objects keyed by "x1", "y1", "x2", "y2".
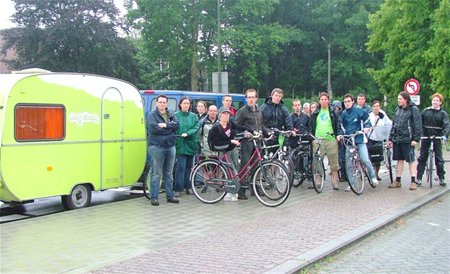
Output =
[
  {"x1": 420, "y1": 136, "x2": 446, "y2": 140},
  {"x1": 268, "y1": 128, "x2": 294, "y2": 137}
]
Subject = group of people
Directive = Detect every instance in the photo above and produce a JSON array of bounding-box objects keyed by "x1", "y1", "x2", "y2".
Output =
[{"x1": 146, "y1": 89, "x2": 449, "y2": 206}]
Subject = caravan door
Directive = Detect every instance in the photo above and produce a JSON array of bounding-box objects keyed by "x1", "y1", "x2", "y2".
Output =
[{"x1": 101, "y1": 88, "x2": 124, "y2": 188}]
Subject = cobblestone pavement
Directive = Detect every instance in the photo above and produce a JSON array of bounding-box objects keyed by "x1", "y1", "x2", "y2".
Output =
[
  {"x1": 300, "y1": 193, "x2": 450, "y2": 274},
  {"x1": 0, "y1": 155, "x2": 449, "y2": 274}
]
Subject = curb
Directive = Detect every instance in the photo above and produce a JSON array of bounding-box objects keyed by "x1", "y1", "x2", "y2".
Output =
[{"x1": 264, "y1": 187, "x2": 449, "y2": 274}]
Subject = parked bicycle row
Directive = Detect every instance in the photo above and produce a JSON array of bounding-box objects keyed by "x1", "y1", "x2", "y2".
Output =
[{"x1": 143, "y1": 89, "x2": 449, "y2": 207}]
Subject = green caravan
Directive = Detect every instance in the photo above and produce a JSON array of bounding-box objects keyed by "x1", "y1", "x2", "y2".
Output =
[{"x1": 0, "y1": 70, "x2": 147, "y2": 209}]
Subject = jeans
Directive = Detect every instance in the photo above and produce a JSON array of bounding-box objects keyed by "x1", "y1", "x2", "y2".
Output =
[
  {"x1": 175, "y1": 155, "x2": 194, "y2": 192},
  {"x1": 347, "y1": 143, "x2": 376, "y2": 179},
  {"x1": 149, "y1": 145, "x2": 176, "y2": 199}
]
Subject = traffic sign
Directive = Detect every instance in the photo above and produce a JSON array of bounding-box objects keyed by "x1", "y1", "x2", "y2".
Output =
[
  {"x1": 404, "y1": 78, "x2": 420, "y2": 95},
  {"x1": 411, "y1": 95, "x2": 420, "y2": 105}
]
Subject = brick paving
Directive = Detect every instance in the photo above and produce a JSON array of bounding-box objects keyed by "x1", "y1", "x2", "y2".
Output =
[
  {"x1": 0, "y1": 156, "x2": 449, "y2": 274},
  {"x1": 303, "y1": 193, "x2": 450, "y2": 274}
]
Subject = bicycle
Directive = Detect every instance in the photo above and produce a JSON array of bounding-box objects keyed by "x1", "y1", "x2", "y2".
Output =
[
  {"x1": 310, "y1": 132, "x2": 335, "y2": 194},
  {"x1": 342, "y1": 131, "x2": 374, "y2": 195},
  {"x1": 190, "y1": 132, "x2": 291, "y2": 207},
  {"x1": 419, "y1": 136, "x2": 446, "y2": 188},
  {"x1": 383, "y1": 140, "x2": 394, "y2": 184},
  {"x1": 290, "y1": 134, "x2": 314, "y2": 187},
  {"x1": 263, "y1": 128, "x2": 295, "y2": 184}
]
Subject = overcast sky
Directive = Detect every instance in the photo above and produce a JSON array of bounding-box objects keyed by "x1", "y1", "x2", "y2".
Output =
[{"x1": 0, "y1": 0, "x2": 126, "y2": 30}]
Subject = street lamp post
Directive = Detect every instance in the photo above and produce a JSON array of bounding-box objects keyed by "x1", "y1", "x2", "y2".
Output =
[{"x1": 327, "y1": 43, "x2": 332, "y2": 98}]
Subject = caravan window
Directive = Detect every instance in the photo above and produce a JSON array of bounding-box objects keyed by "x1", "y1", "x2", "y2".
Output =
[{"x1": 15, "y1": 105, "x2": 65, "y2": 141}]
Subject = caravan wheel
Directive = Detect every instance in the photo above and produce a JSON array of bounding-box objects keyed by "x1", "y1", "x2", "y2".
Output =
[{"x1": 62, "y1": 184, "x2": 92, "y2": 210}]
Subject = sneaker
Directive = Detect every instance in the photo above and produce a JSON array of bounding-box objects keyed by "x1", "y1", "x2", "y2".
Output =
[
  {"x1": 150, "y1": 198, "x2": 159, "y2": 206},
  {"x1": 332, "y1": 184, "x2": 339, "y2": 190},
  {"x1": 416, "y1": 179, "x2": 422, "y2": 186},
  {"x1": 307, "y1": 185, "x2": 314, "y2": 189},
  {"x1": 371, "y1": 177, "x2": 379, "y2": 187},
  {"x1": 167, "y1": 197, "x2": 180, "y2": 203},
  {"x1": 388, "y1": 182, "x2": 401, "y2": 188},
  {"x1": 344, "y1": 186, "x2": 351, "y2": 192},
  {"x1": 439, "y1": 179, "x2": 446, "y2": 187},
  {"x1": 174, "y1": 191, "x2": 181, "y2": 197},
  {"x1": 186, "y1": 189, "x2": 194, "y2": 195},
  {"x1": 409, "y1": 182, "x2": 417, "y2": 190}
]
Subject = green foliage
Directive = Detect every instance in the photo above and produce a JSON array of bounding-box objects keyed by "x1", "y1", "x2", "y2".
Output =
[
  {"x1": 367, "y1": 0, "x2": 450, "y2": 110},
  {"x1": 1, "y1": 0, "x2": 140, "y2": 84}
]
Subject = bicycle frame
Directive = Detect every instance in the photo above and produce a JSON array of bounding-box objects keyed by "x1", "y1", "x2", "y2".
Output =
[
  {"x1": 190, "y1": 131, "x2": 292, "y2": 207},
  {"x1": 342, "y1": 131, "x2": 372, "y2": 194},
  {"x1": 420, "y1": 136, "x2": 445, "y2": 188}
]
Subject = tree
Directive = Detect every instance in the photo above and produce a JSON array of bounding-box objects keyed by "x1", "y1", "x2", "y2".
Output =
[
  {"x1": 129, "y1": 0, "x2": 298, "y2": 93},
  {"x1": 1, "y1": 0, "x2": 140, "y2": 84},
  {"x1": 128, "y1": 0, "x2": 216, "y2": 91},
  {"x1": 367, "y1": 0, "x2": 449, "y2": 110},
  {"x1": 238, "y1": 0, "x2": 383, "y2": 99}
]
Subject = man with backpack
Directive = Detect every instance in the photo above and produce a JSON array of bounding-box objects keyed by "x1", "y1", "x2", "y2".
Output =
[{"x1": 387, "y1": 91, "x2": 422, "y2": 190}]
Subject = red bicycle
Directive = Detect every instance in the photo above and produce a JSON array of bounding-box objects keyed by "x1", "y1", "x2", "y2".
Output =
[{"x1": 190, "y1": 132, "x2": 291, "y2": 207}]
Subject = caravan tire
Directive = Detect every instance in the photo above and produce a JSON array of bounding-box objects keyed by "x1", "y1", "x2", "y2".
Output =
[{"x1": 62, "y1": 184, "x2": 92, "y2": 210}]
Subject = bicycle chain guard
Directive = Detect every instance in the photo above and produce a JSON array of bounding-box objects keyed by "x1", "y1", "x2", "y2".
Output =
[{"x1": 225, "y1": 180, "x2": 241, "y2": 194}]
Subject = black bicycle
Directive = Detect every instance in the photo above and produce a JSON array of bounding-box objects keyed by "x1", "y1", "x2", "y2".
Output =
[
  {"x1": 290, "y1": 134, "x2": 313, "y2": 187},
  {"x1": 419, "y1": 136, "x2": 446, "y2": 188}
]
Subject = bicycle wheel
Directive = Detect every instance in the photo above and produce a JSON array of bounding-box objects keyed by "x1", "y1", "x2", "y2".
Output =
[
  {"x1": 190, "y1": 160, "x2": 228, "y2": 204},
  {"x1": 143, "y1": 163, "x2": 152, "y2": 200},
  {"x1": 280, "y1": 154, "x2": 295, "y2": 185},
  {"x1": 311, "y1": 155, "x2": 325, "y2": 193},
  {"x1": 385, "y1": 148, "x2": 394, "y2": 184},
  {"x1": 290, "y1": 149, "x2": 303, "y2": 187},
  {"x1": 364, "y1": 165, "x2": 374, "y2": 188},
  {"x1": 427, "y1": 153, "x2": 434, "y2": 188},
  {"x1": 252, "y1": 161, "x2": 290, "y2": 207},
  {"x1": 345, "y1": 154, "x2": 365, "y2": 195}
]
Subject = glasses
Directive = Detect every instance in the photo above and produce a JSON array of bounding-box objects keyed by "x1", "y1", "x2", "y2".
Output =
[{"x1": 343, "y1": 100, "x2": 352, "y2": 103}]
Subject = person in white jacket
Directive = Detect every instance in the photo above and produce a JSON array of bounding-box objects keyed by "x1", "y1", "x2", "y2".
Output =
[{"x1": 367, "y1": 100, "x2": 392, "y2": 180}]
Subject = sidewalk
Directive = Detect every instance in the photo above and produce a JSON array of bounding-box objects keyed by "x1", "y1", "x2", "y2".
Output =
[{"x1": 1, "y1": 158, "x2": 449, "y2": 274}]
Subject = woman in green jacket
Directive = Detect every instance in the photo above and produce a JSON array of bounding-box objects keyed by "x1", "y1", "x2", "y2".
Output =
[{"x1": 174, "y1": 97, "x2": 199, "y2": 197}]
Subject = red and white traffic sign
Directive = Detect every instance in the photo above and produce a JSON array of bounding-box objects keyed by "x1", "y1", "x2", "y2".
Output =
[{"x1": 404, "y1": 78, "x2": 420, "y2": 95}]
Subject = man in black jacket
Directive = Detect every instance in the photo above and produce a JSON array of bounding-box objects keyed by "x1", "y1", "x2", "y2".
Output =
[
  {"x1": 388, "y1": 92, "x2": 422, "y2": 190},
  {"x1": 260, "y1": 88, "x2": 294, "y2": 131},
  {"x1": 147, "y1": 95, "x2": 180, "y2": 206},
  {"x1": 235, "y1": 88, "x2": 264, "y2": 199},
  {"x1": 416, "y1": 93, "x2": 449, "y2": 186}
]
